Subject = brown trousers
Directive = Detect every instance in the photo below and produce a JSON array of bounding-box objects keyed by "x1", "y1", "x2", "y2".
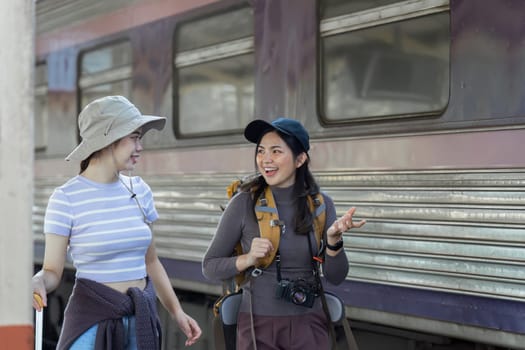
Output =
[{"x1": 236, "y1": 311, "x2": 329, "y2": 350}]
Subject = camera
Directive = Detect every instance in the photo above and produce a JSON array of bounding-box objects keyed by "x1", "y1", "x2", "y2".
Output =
[{"x1": 274, "y1": 279, "x2": 318, "y2": 308}]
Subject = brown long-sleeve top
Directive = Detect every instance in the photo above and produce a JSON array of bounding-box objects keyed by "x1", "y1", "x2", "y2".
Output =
[{"x1": 202, "y1": 185, "x2": 349, "y2": 316}]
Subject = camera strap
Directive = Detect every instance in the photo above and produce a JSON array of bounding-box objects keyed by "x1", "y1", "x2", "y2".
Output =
[
  {"x1": 308, "y1": 232, "x2": 360, "y2": 350},
  {"x1": 307, "y1": 233, "x2": 322, "y2": 287},
  {"x1": 273, "y1": 221, "x2": 323, "y2": 285},
  {"x1": 306, "y1": 232, "x2": 338, "y2": 349},
  {"x1": 275, "y1": 251, "x2": 283, "y2": 282}
]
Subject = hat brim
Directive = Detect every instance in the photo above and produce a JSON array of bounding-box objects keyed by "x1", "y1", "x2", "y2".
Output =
[{"x1": 65, "y1": 115, "x2": 166, "y2": 162}]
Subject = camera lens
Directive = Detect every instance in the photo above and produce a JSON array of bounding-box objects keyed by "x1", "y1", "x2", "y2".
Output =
[{"x1": 291, "y1": 289, "x2": 307, "y2": 305}]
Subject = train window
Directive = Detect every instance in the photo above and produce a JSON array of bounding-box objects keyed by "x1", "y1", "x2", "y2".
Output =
[
  {"x1": 78, "y1": 41, "x2": 132, "y2": 108},
  {"x1": 34, "y1": 63, "x2": 48, "y2": 152},
  {"x1": 320, "y1": 0, "x2": 450, "y2": 122},
  {"x1": 176, "y1": 7, "x2": 253, "y2": 52},
  {"x1": 174, "y1": 6, "x2": 254, "y2": 137}
]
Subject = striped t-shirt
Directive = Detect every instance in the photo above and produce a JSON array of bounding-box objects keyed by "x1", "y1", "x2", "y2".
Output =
[{"x1": 44, "y1": 174, "x2": 159, "y2": 283}]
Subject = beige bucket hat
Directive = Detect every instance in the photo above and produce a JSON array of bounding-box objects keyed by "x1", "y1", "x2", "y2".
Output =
[{"x1": 65, "y1": 96, "x2": 166, "y2": 161}]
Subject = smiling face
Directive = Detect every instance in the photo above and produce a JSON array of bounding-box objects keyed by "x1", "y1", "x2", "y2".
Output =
[
  {"x1": 256, "y1": 131, "x2": 307, "y2": 188},
  {"x1": 111, "y1": 128, "x2": 143, "y2": 172}
]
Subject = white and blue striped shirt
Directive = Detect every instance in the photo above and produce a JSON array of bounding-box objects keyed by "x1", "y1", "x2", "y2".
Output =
[{"x1": 44, "y1": 174, "x2": 158, "y2": 283}]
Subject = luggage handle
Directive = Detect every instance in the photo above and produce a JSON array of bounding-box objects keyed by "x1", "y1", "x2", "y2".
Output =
[{"x1": 34, "y1": 294, "x2": 44, "y2": 350}]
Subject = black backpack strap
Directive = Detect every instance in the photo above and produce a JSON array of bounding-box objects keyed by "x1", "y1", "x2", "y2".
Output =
[
  {"x1": 308, "y1": 233, "x2": 360, "y2": 350},
  {"x1": 341, "y1": 316, "x2": 360, "y2": 350},
  {"x1": 318, "y1": 290, "x2": 339, "y2": 350},
  {"x1": 212, "y1": 315, "x2": 228, "y2": 350}
]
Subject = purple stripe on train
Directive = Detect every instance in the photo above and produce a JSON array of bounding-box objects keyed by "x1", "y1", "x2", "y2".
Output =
[{"x1": 161, "y1": 257, "x2": 525, "y2": 335}]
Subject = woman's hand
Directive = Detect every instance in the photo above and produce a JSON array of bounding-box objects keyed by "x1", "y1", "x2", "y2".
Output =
[
  {"x1": 31, "y1": 275, "x2": 47, "y2": 311},
  {"x1": 236, "y1": 237, "x2": 274, "y2": 272},
  {"x1": 246, "y1": 237, "x2": 274, "y2": 266},
  {"x1": 173, "y1": 308, "x2": 202, "y2": 346},
  {"x1": 327, "y1": 207, "x2": 366, "y2": 246}
]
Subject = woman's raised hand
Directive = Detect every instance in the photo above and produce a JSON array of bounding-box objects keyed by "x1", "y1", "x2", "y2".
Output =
[{"x1": 327, "y1": 207, "x2": 366, "y2": 242}]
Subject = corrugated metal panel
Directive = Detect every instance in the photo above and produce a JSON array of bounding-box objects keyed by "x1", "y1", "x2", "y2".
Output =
[
  {"x1": 36, "y1": 0, "x2": 140, "y2": 33},
  {"x1": 150, "y1": 174, "x2": 232, "y2": 263},
  {"x1": 33, "y1": 170, "x2": 525, "y2": 300},
  {"x1": 324, "y1": 170, "x2": 525, "y2": 301}
]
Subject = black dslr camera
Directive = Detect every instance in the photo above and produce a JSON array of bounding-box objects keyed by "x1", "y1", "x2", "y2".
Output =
[{"x1": 275, "y1": 279, "x2": 318, "y2": 308}]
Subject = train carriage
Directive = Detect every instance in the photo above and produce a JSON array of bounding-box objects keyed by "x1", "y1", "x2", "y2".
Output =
[{"x1": 34, "y1": 0, "x2": 525, "y2": 349}]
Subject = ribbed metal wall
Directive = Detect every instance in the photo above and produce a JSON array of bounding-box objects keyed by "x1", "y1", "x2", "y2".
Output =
[
  {"x1": 36, "y1": 0, "x2": 140, "y2": 33},
  {"x1": 33, "y1": 169, "x2": 525, "y2": 300}
]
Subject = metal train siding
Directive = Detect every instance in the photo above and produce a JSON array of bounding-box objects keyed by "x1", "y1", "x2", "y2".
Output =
[{"x1": 33, "y1": 0, "x2": 525, "y2": 349}]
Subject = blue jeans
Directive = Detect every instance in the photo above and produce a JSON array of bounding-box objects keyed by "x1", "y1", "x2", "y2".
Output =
[{"x1": 69, "y1": 316, "x2": 137, "y2": 349}]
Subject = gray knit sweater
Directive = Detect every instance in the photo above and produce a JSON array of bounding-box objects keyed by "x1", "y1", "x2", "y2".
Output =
[{"x1": 203, "y1": 185, "x2": 349, "y2": 316}]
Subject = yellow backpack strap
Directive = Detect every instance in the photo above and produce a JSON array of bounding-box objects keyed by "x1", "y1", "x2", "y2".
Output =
[
  {"x1": 307, "y1": 193, "x2": 326, "y2": 249},
  {"x1": 226, "y1": 179, "x2": 241, "y2": 199},
  {"x1": 224, "y1": 179, "x2": 247, "y2": 289},
  {"x1": 254, "y1": 186, "x2": 282, "y2": 268}
]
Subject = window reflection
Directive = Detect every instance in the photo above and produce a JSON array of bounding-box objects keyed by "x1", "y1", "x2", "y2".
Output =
[
  {"x1": 178, "y1": 55, "x2": 253, "y2": 135},
  {"x1": 81, "y1": 42, "x2": 132, "y2": 75},
  {"x1": 79, "y1": 41, "x2": 132, "y2": 108},
  {"x1": 175, "y1": 6, "x2": 254, "y2": 137},
  {"x1": 80, "y1": 81, "x2": 132, "y2": 111},
  {"x1": 321, "y1": 3, "x2": 450, "y2": 121}
]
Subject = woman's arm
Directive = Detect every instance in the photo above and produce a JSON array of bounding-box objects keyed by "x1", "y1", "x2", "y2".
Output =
[
  {"x1": 32, "y1": 233, "x2": 68, "y2": 310},
  {"x1": 202, "y1": 193, "x2": 253, "y2": 280},
  {"x1": 145, "y1": 241, "x2": 202, "y2": 346}
]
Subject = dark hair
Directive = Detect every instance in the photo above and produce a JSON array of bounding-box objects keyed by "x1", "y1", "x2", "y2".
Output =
[
  {"x1": 80, "y1": 154, "x2": 94, "y2": 173},
  {"x1": 79, "y1": 149, "x2": 103, "y2": 173},
  {"x1": 78, "y1": 138, "x2": 122, "y2": 173},
  {"x1": 242, "y1": 129, "x2": 320, "y2": 235}
]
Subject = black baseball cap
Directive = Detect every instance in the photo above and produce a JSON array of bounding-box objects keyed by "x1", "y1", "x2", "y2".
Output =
[{"x1": 244, "y1": 117, "x2": 310, "y2": 152}]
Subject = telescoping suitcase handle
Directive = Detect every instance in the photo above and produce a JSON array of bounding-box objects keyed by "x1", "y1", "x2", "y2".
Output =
[{"x1": 34, "y1": 294, "x2": 44, "y2": 350}]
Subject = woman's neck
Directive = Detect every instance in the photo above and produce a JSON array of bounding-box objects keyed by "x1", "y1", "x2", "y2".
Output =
[{"x1": 81, "y1": 161, "x2": 118, "y2": 184}]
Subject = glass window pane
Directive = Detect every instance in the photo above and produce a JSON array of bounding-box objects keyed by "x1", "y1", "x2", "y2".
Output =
[
  {"x1": 79, "y1": 41, "x2": 132, "y2": 109},
  {"x1": 178, "y1": 54, "x2": 253, "y2": 135},
  {"x1": 321, "y1": 12, "x2": 449, "y2": 120},
  {"x1": 81, "y1": 41, "x2": 132, "y2": 75},
  {"x1": 177, "y1": 7, "x2": 253, "y2": 52},
  {"x1": 80, "y1": 81, "x2": 132, "y2": 109},
  {"x1": 175, "y1": 5, "x2": 254, "y2": 137}
]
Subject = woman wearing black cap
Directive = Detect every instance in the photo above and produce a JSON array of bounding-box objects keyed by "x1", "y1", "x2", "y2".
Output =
[{"x1": 203, "y1": 117, "x2": 365, "y2": 349}]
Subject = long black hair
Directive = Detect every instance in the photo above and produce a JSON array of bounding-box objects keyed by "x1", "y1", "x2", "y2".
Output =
[{"x1": 241, "y1": 129, "x2": 320, "y2": 235}]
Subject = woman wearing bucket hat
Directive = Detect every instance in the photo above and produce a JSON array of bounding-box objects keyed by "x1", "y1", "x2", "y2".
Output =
[
  {"x1": 203, "y1": 117, "x2": 365, "y2": 349},
  {"x1": 31, "y1": 96, "x2": 201, "y2": 349}
]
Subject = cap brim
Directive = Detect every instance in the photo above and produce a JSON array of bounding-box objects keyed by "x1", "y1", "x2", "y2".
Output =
[{"x1": 244, "y1": 120, "x2": 276, "y2": 144}]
